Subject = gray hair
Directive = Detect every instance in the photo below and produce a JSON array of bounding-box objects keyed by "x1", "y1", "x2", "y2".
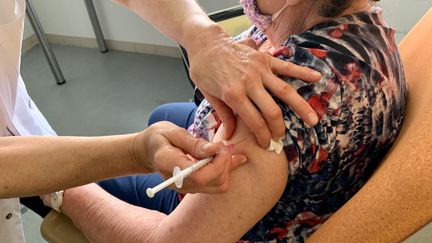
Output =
[{"x1": 319, "y1": 0, "x2": 380, "y2": 17}]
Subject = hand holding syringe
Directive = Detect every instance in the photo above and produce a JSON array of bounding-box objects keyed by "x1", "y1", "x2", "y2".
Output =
[
  {"x1": 146, "y1": 157, "x2": 213, "y2": 198},
  {"x1": 146, "y1": 138, "x2": 282, "y2": 198}
]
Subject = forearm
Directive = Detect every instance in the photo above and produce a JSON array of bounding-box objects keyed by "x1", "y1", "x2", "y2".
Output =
[
  {"x1": 0, "y1": 134, "x2": 143, "y2": 198},
  {"x1": 61, "y1": 120, "x2": 287, "y2": 243},
  {"x1": 62, "y1": 184, "x2": 165, "y2": 243},
  {"x1": 117, "y1": 0, "x2": 228, "y2": 53}
]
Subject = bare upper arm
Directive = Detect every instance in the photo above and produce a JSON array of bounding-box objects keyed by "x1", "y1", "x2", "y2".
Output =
[{"x1": 154, "y1": 118, "x2": 289, "y2": 242}]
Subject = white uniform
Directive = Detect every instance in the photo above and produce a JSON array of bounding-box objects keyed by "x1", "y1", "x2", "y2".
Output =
[{"x1": 1, "y1": 0, "x2": 56, "y2": 242}]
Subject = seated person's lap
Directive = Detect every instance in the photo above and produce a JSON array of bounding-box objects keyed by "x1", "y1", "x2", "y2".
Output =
[
  {"x1": 97, "y1": 174, "x2": 179, "y2": 214},
  {"x1": 147, "y1": 102, "x2": 197, "y2": 128}
]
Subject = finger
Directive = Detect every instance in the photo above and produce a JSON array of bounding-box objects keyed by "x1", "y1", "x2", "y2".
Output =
[
  {"x1": 247, "y1": 86, "x2": 285, "y2": 140},
  {"x1": 189, "y1": 155, "x2": 231, "y2": 194},
  {"x1": 153, "y1": 145, "x2": 195, "y2": 172},
  {"x1": 194, "y1": 154, "x2": 248, "y2": 194},
  {"x1": 228, "y1": 96, "x2": 273, "y2": 148},
  {"x1": 219, "y1": 152, "x2": 231, "y2": 191},
  {"x1": 185, "y1": 154, "x2": 195, "y2": 161},
  {"x1": 183, "y1": 148, "x2": 229, "y2": 191},
  {"x1": 264, "y1": 73, "x2": 319, "y2": 126},
  {"x1": 212, "y1": 150, "x2": 230, "y2": 188},
  {"x1": 195, "y1": 148, "x2": 228, "y2": 183},
  {"x1": 164, "y1": 127, "x2": 224, "y2": 159},
  {"x1": 205, "y1": 95, "x2": 236, "y2": 140},
  {"x1": 159, "y1": 150, "x2": 225, "y2": 193},
  {"x1": 164, "y1": 144, "x2": 231, "y2": 192},
  {"x1": 269, "y1": 56, "x2": 322, "y2": 82}
]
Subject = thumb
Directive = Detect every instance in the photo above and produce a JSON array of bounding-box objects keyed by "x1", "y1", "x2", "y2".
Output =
[
  {"x1": 190, "y1": 140, "x2": 225, "y2": 160},
  {"x1": 205, "y1": 95, "x2": 236, "y2": 141}
]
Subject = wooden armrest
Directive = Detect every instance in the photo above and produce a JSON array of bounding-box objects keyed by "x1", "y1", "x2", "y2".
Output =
[{"x1": 40, "y1": 210, "x2": 89, "y2": 243}]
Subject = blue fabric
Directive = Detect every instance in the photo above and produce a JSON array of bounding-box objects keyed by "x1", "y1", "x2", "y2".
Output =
[
  {"x1": 98, "y1": 102, "x2": 197, "y2": 214},
  {"x1": 97, "y1": 174, "x2": 179, "y2": 214},
  {"x1": 147, "y1": 102, "x2": 197, "y2": 128}
]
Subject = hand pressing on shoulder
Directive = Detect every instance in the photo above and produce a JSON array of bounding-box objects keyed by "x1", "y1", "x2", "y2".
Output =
[{"x1": 185, "y1": 28, "x2": 321, "y2": 148}]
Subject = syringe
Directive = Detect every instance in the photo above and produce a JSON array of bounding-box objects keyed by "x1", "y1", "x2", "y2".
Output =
[{"x1": 146, "y1": 157, "x2": 213, "y2": 198}]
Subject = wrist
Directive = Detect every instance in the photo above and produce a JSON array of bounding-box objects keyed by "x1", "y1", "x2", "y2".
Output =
[
  {"x1": 131, "y1": 130, "x2": 154, "y2": 173},
  {"x1": 181, "y1": 19, "x2": 229, "y2": 57},
  {"x1": 61, "y1": 184, "x2": 99, "y2": 216}
]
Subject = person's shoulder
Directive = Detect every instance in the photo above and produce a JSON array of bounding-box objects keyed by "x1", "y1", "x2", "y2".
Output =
[{"x1": 288, "y1": 7, "x2": 396, "y2": 63}]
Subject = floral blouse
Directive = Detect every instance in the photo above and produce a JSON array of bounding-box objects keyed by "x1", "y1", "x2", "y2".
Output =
[{"x1": 189, "y1": 7, "x2": 407, "y2": 242}]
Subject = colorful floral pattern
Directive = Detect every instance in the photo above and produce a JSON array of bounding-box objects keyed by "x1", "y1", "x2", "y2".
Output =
[{"x1": 189, "y1": 8, "x2": 407, "y2": 242}]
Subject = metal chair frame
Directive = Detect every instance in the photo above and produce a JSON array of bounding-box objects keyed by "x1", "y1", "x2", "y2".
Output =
[{"x1": 25, "y1": 0, "x2": 108, "y2": 85}]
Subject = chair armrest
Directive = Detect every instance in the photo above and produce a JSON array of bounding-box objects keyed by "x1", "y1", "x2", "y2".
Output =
[
  {"x1": 41, "y1": 210, "x2": 89, "y2": 243},
  {"x1": 207, "y1": 5, "x2": 244, "y2": 22}
]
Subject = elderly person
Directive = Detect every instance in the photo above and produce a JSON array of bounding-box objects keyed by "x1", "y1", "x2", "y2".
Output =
[
  {"x1": 1, "y1": 0, "x2": 322, "y2": 241},
  {"x1": 47, "y1": 0, "x2": 407, "y2": 242}
]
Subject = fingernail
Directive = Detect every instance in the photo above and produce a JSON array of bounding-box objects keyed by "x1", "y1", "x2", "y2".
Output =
[
  {"x1": 202, "y1": 143, "x2": 213, "y2": 151},
  {"x1": 311, "y1": 70, "x2": 321, "y2": 78},
  {"x1": 240, "y1": 156, "x2": 248, "y2": 164},
  {"x1": 308, "y1": 113, "x2": 319, "y2": 126}
]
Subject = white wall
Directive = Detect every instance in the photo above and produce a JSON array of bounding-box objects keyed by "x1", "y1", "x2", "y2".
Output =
[
  {"x1": 23, "y1": 0, "x2": 432, "y2": 46},
  {"x1": 23, "y1": 16, "x2": 35, "y2": 40},
  {"x1": 380, "y1": 0, "x2": 432, "y2": 42},
  {"x1": 23, "y1": 0, "x2": 238, "y2": 47}
]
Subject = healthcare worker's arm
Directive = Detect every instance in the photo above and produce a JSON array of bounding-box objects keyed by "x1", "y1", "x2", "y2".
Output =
[
  {"x1": 59, "y1": 118, "x2": 287, "y2": 243},
  {"x1": 0, "y1": 122, "x2": 246, "y2": 198},
  {"x1": 116, "y1": 0, "x2": 321, "y2": 148}
]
